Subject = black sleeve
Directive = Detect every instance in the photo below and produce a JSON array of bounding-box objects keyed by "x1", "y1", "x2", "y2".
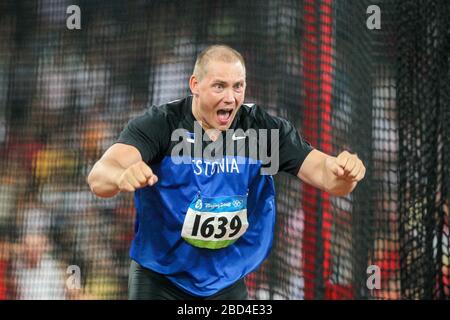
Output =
[
  {"x1": 116, "y1": 106, "x2": 170, "y2": 164},
  {"x1": 276, "y1": 117, "x2": 314, "y2": 176},
  {"x1": 254, "y1": 105, "x2": 313, "y2": 176}
]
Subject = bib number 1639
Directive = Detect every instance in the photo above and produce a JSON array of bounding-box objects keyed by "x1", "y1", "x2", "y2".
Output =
[{"x1": 190, "y1": 214, "x2": 242, "y2": 239}]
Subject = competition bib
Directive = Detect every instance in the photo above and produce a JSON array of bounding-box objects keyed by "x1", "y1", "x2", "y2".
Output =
[{"x1": 181, "y1": 193, "x2": 249, "y2": 249}]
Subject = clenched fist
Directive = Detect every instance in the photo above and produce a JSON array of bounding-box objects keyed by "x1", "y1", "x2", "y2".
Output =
[
  {"x1": 325, "y1": 151, "x2": 366, "y2": 182},
  {"x1": 116, "y1": 161, "x2": 158, "y2": 192}
]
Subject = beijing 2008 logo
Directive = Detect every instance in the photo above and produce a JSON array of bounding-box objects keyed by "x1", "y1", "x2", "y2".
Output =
[
  {"x1": 232, "y1": 200, "x2": 242, "y2": 207},
  {"x1": 195, "y1": 199, "x2": 202, "y2": 210}
]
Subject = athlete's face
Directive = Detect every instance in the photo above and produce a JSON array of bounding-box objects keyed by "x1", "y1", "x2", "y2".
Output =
[{"x1": 190, "y1": 60, "x2": 246, "y2": 131}]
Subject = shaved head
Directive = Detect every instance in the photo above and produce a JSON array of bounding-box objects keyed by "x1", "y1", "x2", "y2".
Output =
[{"x1": 193, "y1": 45, "x2": 246, "y2": 81}]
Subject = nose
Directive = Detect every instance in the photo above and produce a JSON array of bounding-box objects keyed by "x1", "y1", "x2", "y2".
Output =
[{"x1": 223, "y1": 88, "x2": 234, "y2": 104}]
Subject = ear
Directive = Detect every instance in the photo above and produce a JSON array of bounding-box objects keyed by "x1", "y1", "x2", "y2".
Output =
[{"x1": 189, "y1": 75, "x2": 199, "y2": 97}]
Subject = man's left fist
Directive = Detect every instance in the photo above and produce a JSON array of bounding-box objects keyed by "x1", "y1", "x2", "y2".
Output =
[{"x1": 326, "y1": 151, "x2": 366, "y2": 182}]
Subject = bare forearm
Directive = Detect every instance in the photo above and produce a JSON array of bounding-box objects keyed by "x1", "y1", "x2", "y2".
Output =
[
  {"x1": 87, "y1": 159, "x2": 125, "y2": 198},
  {"x1": 298, "y1": 149, "x2": 365, "y2": 197}
]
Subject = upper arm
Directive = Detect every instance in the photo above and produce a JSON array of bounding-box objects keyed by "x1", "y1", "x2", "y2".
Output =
[
  {"x1": 297, "y1": 149, "x2": 329, "y2": 191},
  {"x1": 99, "y1": 143, "x2": 143, "y2": 169},
  {"x1": 257, "y1": 109, "x2": 313, "y2": 175},
  {"x1": 116, "y1": 106, "x2": 170, "y2": 164}
]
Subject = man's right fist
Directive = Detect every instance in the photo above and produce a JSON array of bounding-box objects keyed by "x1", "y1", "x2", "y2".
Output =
[{"x1": 116, "y1": 161, "x2": 158, "y2": 192}]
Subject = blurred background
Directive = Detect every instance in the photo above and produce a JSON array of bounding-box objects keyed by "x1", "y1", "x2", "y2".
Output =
[{"x1": 0, "y1": 0, "x2": 448, "y2": 299}]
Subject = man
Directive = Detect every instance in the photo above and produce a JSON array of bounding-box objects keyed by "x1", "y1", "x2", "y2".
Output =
[{"x1": 87, "y1": 45, "x2": 366, "y2": 300}]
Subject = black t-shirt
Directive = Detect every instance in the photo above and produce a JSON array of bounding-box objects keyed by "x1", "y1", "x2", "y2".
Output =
[
  {"x1": 117, "y1": 96, "x2": 313, "y2": 176},
  {"x1": 116, "y1": 96, "x2": 314, "y2": 296}
]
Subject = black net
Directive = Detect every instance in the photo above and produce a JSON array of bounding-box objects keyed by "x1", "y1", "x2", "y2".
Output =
[
  {"x1": 0, "y1": 0, "x2": 448, "y2": 300},
  {"x1": 396, "y1": 0, "x2": 450, "y2": 299}
]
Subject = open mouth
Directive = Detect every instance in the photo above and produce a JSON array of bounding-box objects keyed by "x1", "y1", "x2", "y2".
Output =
[{"x1": 216, "y1": 108, "x2": 233, "y2": 125}]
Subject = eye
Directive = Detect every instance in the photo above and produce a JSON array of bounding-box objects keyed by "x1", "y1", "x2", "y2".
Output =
[
  {"x1": 213, "y1": 83, "x2": 224, "y2": 90},
  {"x1": 234, "y1": 83, "x2": 243, "y2": 90}
]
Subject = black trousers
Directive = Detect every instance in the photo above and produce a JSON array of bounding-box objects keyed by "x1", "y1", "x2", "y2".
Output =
[{"x1": 128, "y1": 260, "x2": 248, "y2": 300}]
